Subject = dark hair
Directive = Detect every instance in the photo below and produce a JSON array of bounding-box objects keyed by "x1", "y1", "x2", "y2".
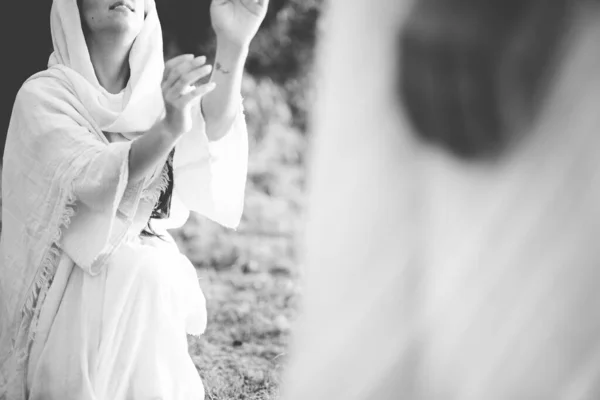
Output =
[
  {"x1": 140, "y1": 149, "x2": 175, "y2": 239},
  {"x1": 399, "y1": 0, "x2": 572, "y2": 161}
]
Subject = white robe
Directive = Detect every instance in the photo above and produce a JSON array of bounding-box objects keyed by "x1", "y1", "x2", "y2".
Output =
[
  {"x1": 23, "y1": 88, "x2": 247, "y2": 400},
  {"x1": 27, "y1": 172, "x2": 207, "y2": 400}
]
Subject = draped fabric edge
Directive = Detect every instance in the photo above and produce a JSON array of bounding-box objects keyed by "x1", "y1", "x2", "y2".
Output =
[
  {"x1": 0, "y1": 68, "x2": 144, "y2": 398},
  {"x1": 142, "y1": 163, "x2": 171, "y2": 205},
  {"x1": 0, "y1": 146, "x2": 99, "y2": 398}
]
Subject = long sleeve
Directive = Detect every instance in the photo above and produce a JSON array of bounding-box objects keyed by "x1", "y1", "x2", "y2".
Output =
[
  {"x1": 171, "y1": 99, "x2": 248, "y2": 230},
  {"x1": 4, "y1": 79, "x2": 152, "y2": 277},
  {"x1": 59, "y1": 140, "x2": 147, "y2": 276}
]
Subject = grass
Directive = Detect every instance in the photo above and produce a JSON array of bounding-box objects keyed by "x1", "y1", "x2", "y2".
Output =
[
  {"x1": 189, "y1": 265, "x2": 299, "y2": 400},
  {"x1": 172, "y1": 217, "x2": 301, "y2": 400}
]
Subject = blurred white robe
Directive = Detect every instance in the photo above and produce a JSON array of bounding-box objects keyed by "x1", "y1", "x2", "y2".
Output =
[{"x1": 283, "y1": 1, "x2": 600, "y2": 399}]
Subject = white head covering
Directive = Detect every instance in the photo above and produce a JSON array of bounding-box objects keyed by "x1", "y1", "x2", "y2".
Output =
[{"x1": 48, "y1": 0, "x2": 165, "y2": 134}]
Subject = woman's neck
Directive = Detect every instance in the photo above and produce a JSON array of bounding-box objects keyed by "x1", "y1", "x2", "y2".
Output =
[{"x1": 86, "y1": 34, "x2": 132, "y2": 94}]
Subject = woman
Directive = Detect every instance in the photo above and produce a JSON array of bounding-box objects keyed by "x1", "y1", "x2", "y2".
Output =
[
  {"x1": 0, "y1": 0, "x2": 268, "y2": 398},
  {"x1": 283, "y1": 0, "x2": 600, "y2": 398}
]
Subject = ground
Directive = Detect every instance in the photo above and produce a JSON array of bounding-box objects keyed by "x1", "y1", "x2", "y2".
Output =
[
  {"x1": 191, "y1": 266, "x2": 299, "y2": 400},
  {"x1": 173, "y1": 214, "x2": 302, "y2": 400}
]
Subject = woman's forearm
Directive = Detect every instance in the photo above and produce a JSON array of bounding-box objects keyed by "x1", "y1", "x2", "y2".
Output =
[
  {"x1": 201, "y1": 41, "x2": 248, "y2": 141},
  {"x1": 128, "y1": 120, "x2": 178, "y2": 183},
  {"x1": 128, "y1": 42, "x2": 248, "y2": 182}
]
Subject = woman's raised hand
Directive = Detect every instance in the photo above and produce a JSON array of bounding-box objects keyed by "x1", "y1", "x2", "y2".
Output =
[
  {"x1": 161, "y1": 54, "x2": 216, "y2": 138},
  {"x1": 211, "y1": 0, "x2": 269, "y2": 49}
]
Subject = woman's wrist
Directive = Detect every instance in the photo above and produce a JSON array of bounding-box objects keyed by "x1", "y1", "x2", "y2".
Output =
[
  {"x1": 129, "y1": 119, "x2": 180, "y2": 183},
  {"x1": 157, "y1": 118, "x2": 184, "y2": 144},
  {"x1": 215, "y1": 38, "x2": 249, "y2": 70}
]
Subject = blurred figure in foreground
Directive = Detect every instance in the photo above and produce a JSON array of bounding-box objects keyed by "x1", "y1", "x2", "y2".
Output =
[{"x1": 283, "y1": 0, "x2": 600, "y2": 398}]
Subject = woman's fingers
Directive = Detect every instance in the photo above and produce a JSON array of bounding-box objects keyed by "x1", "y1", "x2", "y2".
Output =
[
  {"x1": 239, "y1": 0, "x2": 269, "y2": 16},
  {"x1": 163, "y1": 54, "x2": 195, "y2": 79},
  {"x1": 164, "y1": 57, "x2": 203, "y2": 88},
  {"x1": 165, "y1": 53, "x2": 195, "y2": 68},
  {"x1": 171, "y1": 65, "x2": 213, "y2": 95},
  {"x1": 175, "y1": 82, "x2": 217, "y2": 108},
  {"x1": 162, "y1": 55, "x2": 216, "y2": 116},
  {"x1": 163, "y1": 56, "x2": 207, "y2": 89}
]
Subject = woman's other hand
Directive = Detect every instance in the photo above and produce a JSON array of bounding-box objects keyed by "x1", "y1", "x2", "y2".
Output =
[{"x1": 161, "y1": 54, "x2": 216, "y2": 138}]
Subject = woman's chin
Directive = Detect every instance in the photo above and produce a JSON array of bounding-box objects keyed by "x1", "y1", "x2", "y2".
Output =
[
  {"x1": 101, "y1": 18, "x2": 143, "y2": 38},
  {"x1": 99, "y1": 10, "x2": 143, "y2": 34}
]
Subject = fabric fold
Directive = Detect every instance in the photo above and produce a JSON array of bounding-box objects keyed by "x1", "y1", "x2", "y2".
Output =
[
  {"x1": 59, "y1": 141, "x2": 146, "y2": 276},
  {"x1": 174, "y1": 102, "x2": 249, "y2": 230}
]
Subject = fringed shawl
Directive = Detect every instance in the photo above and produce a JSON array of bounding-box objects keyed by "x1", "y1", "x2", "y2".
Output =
[{"x1": 0, "y1": 0, "x2": 248, "y2": 398}]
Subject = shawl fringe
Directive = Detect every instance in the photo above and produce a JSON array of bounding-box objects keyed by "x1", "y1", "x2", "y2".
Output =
[{"x1": 1, "y1": 166, "x2": 80, "y2": 398}]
